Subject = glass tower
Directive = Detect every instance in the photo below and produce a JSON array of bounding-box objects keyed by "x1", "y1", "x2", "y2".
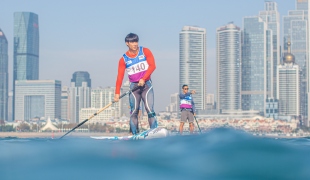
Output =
[
  {"x1": 284, "y1": 0, "x2": 309, "y2": 125},
  {"x1": 259, "y1": 1, "x2": 280, "y2": 99},
  {"x1": 216, "y1": 23, "x2": 241, "y2": 111},
  {"x1": 179, "y1": 26, "x2": 207, "y2": 111},
  {"x1": 13, "y1": 12, "x2": 39, "y2": 120},
  {"x1": 242, "y1": 16, "x2": 272, "y2": 115},
  {"x1": 0, "y1": 29, "x2": 8, "y2": 121}
]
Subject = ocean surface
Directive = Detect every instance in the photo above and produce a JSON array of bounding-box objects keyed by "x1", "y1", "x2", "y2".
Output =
[{"x1": 1, "y1": 128, "x2": 310, "y2": 180}]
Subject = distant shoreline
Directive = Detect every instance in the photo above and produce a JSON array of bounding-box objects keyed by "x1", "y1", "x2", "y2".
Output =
[{"x1": 0, "y1": 132, "x2": 129, "y2": 138}]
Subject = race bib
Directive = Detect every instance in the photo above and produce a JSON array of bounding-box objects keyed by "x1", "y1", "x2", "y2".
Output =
[
  {"x1": 126, "y1": 61, "x2": 149, "y2": 75},
  {"x1": 180, "y1": 99, "x2": 191, "y2": 105}
]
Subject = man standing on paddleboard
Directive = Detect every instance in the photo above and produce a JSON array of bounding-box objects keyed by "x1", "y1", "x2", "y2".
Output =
[
  {"x1": 179, "y1": 85, "x2": 196, "y2": 135},
  {"x1": 114, "y1": 33, "x2": 157, "y2": 135}
]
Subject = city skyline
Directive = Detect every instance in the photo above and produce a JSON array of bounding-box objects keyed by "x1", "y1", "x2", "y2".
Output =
[{"x1": 0, "y1": 0, "x2": 295, "y2": 112}]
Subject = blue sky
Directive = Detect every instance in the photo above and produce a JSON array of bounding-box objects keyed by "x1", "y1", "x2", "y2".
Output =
[{"x1": 0, "y1": 0, "x2": 295, "y2": 111}]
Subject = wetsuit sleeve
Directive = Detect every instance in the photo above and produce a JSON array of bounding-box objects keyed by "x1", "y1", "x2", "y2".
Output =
[
  {"x1": 115, "y1": 57, "x2": 126, "y2": 94},
  {"x1": 142, "y1": 48, "x2": 156, "y2": 80}
]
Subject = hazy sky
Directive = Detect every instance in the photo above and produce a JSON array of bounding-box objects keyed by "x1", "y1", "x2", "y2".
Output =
[{"x1": 0, "y1": 0, "x2": 295, "y2": 111}]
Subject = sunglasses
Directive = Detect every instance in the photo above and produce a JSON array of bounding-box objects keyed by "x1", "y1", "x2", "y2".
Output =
[{"x1": 183, "y1": 88, "x2": 189, "y2": 90}]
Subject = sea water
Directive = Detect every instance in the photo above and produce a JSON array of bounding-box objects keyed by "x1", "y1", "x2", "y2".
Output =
[{"x1": 1, "y1": 128, "x2": 310, "y2": 180}]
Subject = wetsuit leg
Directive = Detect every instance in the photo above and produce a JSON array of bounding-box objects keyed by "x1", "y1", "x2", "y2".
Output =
[
  {"x1": 141, "y1": 81, "x2": 157, "y2": 129},
  {"x1": 129, "y1": 83, "x2": 142, "y2": 135}
]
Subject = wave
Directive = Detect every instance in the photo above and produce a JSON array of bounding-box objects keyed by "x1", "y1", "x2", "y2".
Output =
[{"x1": 0, "y1": 128, "x2": 309, "y2": 180}]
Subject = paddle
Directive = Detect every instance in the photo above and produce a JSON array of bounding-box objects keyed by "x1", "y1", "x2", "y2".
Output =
[
  {"x1": 194, "y1": 116, "x2": 202, "y2": 134},
  {"x1": 59, "y1": 86, "x2": 140, "y2": 139}
]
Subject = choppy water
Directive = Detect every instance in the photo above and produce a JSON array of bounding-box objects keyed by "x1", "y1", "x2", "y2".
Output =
[{"x1": 1, "y1": 128, "x2": 310, "y2": 180}]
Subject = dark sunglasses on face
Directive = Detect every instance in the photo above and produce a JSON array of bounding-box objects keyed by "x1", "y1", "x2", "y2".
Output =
[{"x1": 183, "y1": 88, "x2": 189, "y2": 90}]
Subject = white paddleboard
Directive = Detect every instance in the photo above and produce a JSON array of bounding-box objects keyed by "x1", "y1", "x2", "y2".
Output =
[{"x1": 91, "y1": 127, "x2": 169, "y2": 140}]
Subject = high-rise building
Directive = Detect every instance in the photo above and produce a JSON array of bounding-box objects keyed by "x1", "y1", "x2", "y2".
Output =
[
  {"x1": 165, "y1": 93, "x2": 179, "y2": 112},
  {"x1": 216, "y1": 23, "x2": 241, "y2": 111},
  {"x1": 13, "y1": 12, "x2": 39, "y2": 120},
  {"x1": 259, "y1": 1, "x2": 280, "y2": 98},
  {"x1": 69, "y1": 71, "x2": 91, "y2": 123},
  {"x1": 80, "y1": 86, "x2": 122, "y2": 123},
  {"x1": 179, "y1": 26, "x2": 207, "y2": 111},
  {"x1": 242, "y1": 16, "x2": 272, "y2": 115},
  {"x1": 8, "y1": 91, "x2": 13, "y2": 121},
  {"x1": 61, "y1": 86, "x2": 69, "y2": 120},
  {"x1": 296, "y1": 0, "x2": 309, "y2": 17},
  {"x1": 284, "y1": 0, "x2": 309, "y2": 125},
  {"x1": 277, "y1": 42, "x2": 300, "y2": 117},
  {"x1": 0, "y1": 29, "x2": 8, "y2": 121},
  {"x1": 305, "y1": 2, "x2": 310, "y2": 127},
  {"x1": 15, "y1": 80, "x2": 61, "y2": 121},
  {"x1": 91, "y1": 86, "x2": 121, "y2": 117},
  {"x1": 71, "y1": 71, "x2": 91, "y2": 87}
]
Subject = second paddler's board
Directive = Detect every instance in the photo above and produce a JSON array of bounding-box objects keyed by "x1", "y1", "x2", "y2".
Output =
[{"x1": 90, "y1": 127, "x2": 169, "y2": 140}]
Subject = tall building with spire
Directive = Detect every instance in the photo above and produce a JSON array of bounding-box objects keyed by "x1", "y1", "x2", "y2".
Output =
[
  {"x1": 0, "y1": 29, "x2": 8, "y2": 121},
  {"x1": 13, "y1": 12, "x2": 39, "y2": 120},
  {"x1": 179, "y1": 26, "x2": 207, "y2": 111},
  {"x1": 216, "y1": 22, "x2": 241, "y2": 111},
  {"x1": 277, "y1": 42, "x2": 300, "y2": 117}
]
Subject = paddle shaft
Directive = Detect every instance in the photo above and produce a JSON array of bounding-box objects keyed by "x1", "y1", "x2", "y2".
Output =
[
  {"x1": 59, "y1": 86, "x2": 140, "y2": 139},
  {"x1": 194, "y1": 116, "x2": 202, "y2": 133}
]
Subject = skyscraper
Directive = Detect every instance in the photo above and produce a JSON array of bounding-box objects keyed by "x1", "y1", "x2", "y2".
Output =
[
  {"x1": 69, "y1": 71, "x2": 91, "y2": 123},
  {"x1": 277, "y1": 42, "x2": 300, "y2": 117},
  {"x1": 61, "y1": 86, "x2": 69, "y2": 120},
  {"x1": 179, "y1": 26, "x2": 207, "y2": 111},
  {"x1": 259, "y1": 1, "x2": 280, "y2": 98},
  {"x1": 296, "y1": 0, "x2": 309, "y2": 17},
  {"x1": 216, "y1": 23, "x2": 241, "y2": 111},
  {"x1": 242, "y1": 16, "x2": 272, "y2": 115},
  {"x1": 15, "y1": 80, "x2": 61, "y2": 121},
  {"x1": 13, "y1": 12, "x2": 39, "y2": 120},
  {"x1": 305, "y1": 2, "x2": 310, "y2": 127},
  {"x1": 284, "y1": 0, "x2": 309, "y2": 125},
  {"x1": 71, "y1": 71, "x2": 91, "y2": 87},
  {"x1": 0, "y1": 29, "x2": 8, "y2": 121}
]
